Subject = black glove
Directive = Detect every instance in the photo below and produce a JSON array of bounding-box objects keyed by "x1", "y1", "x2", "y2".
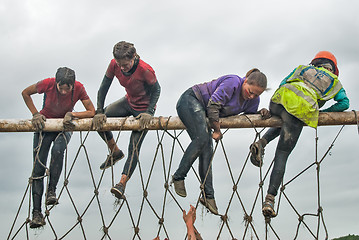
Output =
[
  {"x1": 258, "y1": 108, "x2": 271, "y2": 120},
  {"x1": 32, "y1": 112, "x2": 46, "y2": 131}
]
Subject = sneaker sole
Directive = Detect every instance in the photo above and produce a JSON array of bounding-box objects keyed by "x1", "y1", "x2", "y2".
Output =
[
  {"x1": 45, "y1": 199, "x2": 58, "y2": 205},
  {"x1": 262, "y1": 207, "x2": 276, "y2": 218},
  {"x1": 29, "y1": 221, "x2": 46, "y2": 229},
  {"x1": 110, "y1": 187, "x2": 124, "y2": 199},
  {"x1": 100, "y1": 155, "x2": 125, "y2": 170},
  {"x1": 199, "y1": 198, "x2": 218, "y2": 215}
]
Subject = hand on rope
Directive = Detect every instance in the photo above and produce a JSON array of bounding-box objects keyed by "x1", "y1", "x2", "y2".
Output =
[
  {"x1": 63, "y1": 112, "x2": 75, "y2": 131},
  {"x1": 92, "y1": 111, "x2": 107, "y2": 130},
  {"x1": 32, "y1": 112, "x2": 46, "y2": 131},
  {"x1": 135, "y1": 112, "x2": 152, "y2": 130},
  {"x1": 258, "y1": 108, "x2": 271, "y2": 120},
  {"x1": 210, "y1": 120, "x2": 223, "y2": 142},
  {"x1": 212, "y1": 130, "x2": 223, "y2": 142}
]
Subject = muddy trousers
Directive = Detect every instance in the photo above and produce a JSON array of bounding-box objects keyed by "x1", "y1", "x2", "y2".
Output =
[
  {"x1": 98, "y1": 97, "x2": 148, "y2": 178},
  {"x1": 261, "y1": 102, "x2": 304, "y2": 196},
  {"x1": 173, "y1": 88, "x2": 215, "y2": 199},
  {"x1": 32, "y1": 131, "x2": 72, "y2": 212}
]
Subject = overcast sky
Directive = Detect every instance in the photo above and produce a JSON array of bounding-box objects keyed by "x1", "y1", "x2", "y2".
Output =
[{"x1": 1, "y1": 0, "x2": 359, "y2": 239}]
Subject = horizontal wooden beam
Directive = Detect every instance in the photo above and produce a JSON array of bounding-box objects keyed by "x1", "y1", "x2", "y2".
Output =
[{"x1": 0, "y1": 111, "x2": 357, "y2": 132}]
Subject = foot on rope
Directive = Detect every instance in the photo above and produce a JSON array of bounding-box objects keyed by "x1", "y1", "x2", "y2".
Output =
[
  {"x1": 110, "y1": 183, "x2": 126, "y2": 200},
  {"x1": 249, "y1": 139, "x2": 266, "y2": 167},
  {"x1": 100, "y1": 150, "x2": 125, "y2": 170},
  {"x1": 45, "y1": 190, "x2": 58, "y2": 205},
  {"x1": 199, "y1": 197, "x2": 218, "y2": 215},
  {"x1": 262, "y1": 194, "x2": 277, "y2": 218},
  {"x1": 29, "y1": 210, "x2": 46, "y2": 229}
]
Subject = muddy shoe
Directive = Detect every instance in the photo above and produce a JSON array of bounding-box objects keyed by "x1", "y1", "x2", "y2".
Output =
[
  {"x1": 262, "y1": 194, "x2": 277, "y2": 218},
  {"x1": 199, "y1": 197, "x2": 218, "y2": 215},
  {"x1": 250, "y1": 139, "x2": 266, "y2": 167},
  {"x1": 100, "y1": 150, "x2": 125, "y2": 170},
  {"x1": 110, "y1": 183, "x2": 126, "y2": 200},
  {"x1": 29, "y1": 210, "x2": 46, "y2": 229},
  {"x1": 45, "y1": 190, "x2": 58, "y2": 205},
  {"x1": 172, "y1": 176, "x2": 187, "y2": 197}
]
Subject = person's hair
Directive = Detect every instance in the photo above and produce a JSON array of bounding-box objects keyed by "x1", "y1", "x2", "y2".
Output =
[
  {"x1": 55, "y1": 67, "x2": 75, "y2": 87},
  {"x1": 113, "y1": 41, "x2": 139, "y2": 60},
  {"x1": 245, "y1": 68, "x2": 268, "y2": 89}
]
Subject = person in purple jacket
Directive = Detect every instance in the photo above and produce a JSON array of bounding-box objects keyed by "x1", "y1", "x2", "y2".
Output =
[{"x1": 172, "y1": 69, "x2": 270, "y2": 215}]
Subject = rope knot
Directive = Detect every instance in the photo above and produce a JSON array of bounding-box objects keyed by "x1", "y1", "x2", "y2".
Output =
[
  {"x1": 134, "y1": 226, "x2": 140, "y2": 234},
  {"x1": 232, "y1": 185, "x2": 237, "y2": 191},
  {"x1": 243, "y1": 214, "x2": 253, "y2": 223},
  {"x1": 158, "y1": 218, "x2": 164, "y2": 225},
  {"x1": 143, "y1": 190, "x2": 148, "y2": 198}
]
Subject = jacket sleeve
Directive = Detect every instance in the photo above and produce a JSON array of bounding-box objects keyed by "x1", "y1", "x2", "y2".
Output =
[
  {"x1": 279, "y1": 68, "x2": 297, "y2": 86},
  {"x1": 321, "y1": 88, "x2": 350, "y2": 112}
]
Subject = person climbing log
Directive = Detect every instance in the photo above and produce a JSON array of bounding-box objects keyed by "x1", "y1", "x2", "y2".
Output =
[
  {"x1": 22, "y1": 67, "x2": 95, "y2": 228},
  {"x1": 249, "y1": 51, "x2": 350, "y2": 218},
  {"x1": 172, "y1": 69, "x2": 270, "y2": 215}
]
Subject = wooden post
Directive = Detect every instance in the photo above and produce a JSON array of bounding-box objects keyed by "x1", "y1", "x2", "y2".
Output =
[{"x1": 0, "y1": 111, "x2": 358, "y2": 132}]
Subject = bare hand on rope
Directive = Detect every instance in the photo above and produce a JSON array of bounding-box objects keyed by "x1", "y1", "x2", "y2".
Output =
[
  {"x1": 258, "y1": 108, "x2": 271, "y2": 119},
  {"x1": 93, "y1": 113, "x2": 107, "y2": 130},
  {"x1": 32, "y1": 112, "x2": 46, "y2": 131},
  {"x1": 210, "y1": 120, "x2": 223, "y2": 142},
  {"x1": 212, "y1": 130, "x2": 223, "y2": 142},
  {"x1": 136, "y1": 112, "x2": 152, "y2": 130},
  {"x1": 63, "y1": 112, "x2": 75, "y2": 131}
]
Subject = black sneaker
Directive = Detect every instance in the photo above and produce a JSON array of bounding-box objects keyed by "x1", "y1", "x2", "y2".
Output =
[
  {"x1": 45, "y1": 190, "x2": 58, "y2": 205},
  {"x1": 29, "y1": 210, "x2": 46, "y2": 229},
  {"x1": 110, "y1": 183, "x2": 126, "y2": 200},
  {"x1": 250, "y1": 139, "x2": 266, "y2": 167},
  {"x1": 100, "y1": 150, "x2": 125, "y2": 170}
]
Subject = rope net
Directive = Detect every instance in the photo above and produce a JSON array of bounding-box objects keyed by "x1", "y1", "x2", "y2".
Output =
[{"x1": 5, "y1": 116, "x2": 356, "y2": 240}]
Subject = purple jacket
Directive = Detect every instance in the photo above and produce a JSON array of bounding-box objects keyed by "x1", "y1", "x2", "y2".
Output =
[{"x1": 192, "y1": 75, "x2": 260, "y2": 117}]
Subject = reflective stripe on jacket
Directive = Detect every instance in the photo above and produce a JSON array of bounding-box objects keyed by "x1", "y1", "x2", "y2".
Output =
[{"x1": 271, "y1": 65, "x2": 342, "y2": 128}]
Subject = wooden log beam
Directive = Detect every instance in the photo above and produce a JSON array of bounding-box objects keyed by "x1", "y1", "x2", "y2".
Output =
[{"x1": 0, "y1": 111, "x2": 358, "y2": 132}]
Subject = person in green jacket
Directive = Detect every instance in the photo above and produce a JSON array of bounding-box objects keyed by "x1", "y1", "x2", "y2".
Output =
[{"x1": 250, "y1": 51, "x2": 349, "y2": 218}]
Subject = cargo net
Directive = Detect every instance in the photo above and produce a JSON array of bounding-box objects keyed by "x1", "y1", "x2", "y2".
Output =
[{"x1": 6, "y1": 117, "x2": 352, "y2": 240}]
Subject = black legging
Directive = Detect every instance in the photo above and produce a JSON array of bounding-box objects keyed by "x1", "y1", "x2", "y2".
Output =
[
  {"x1": 261, "y1": 102, "x2": 304, "y2": 196},
  {"x1": 32, "y1": 131, "x2": 72, "y2": 211},
  {"x1": 173, "y1": 88, "x2": 215, "y2": 199},
  {"x1": 98, "y1": 97, "x2": 148, "y2": 178}
]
